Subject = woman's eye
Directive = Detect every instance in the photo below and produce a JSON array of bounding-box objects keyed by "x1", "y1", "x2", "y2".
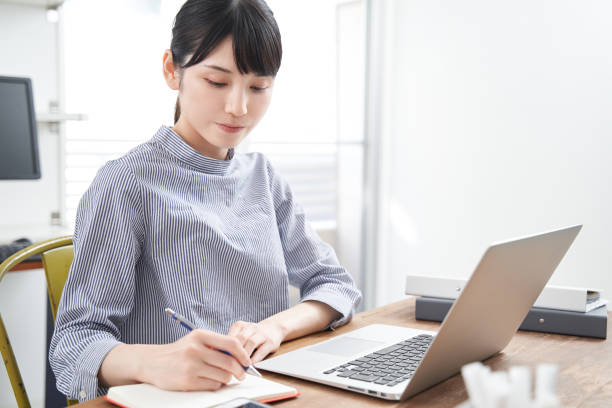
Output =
[
  {"x1": 206, "y1": 79, "x2": 226, "y2": 87},
  {"x1": 251, "y1": 86, "x2": 268, "y2": 92}
]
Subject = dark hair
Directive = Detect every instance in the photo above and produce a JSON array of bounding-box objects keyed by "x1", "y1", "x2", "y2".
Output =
[{"x1": 171, "y1": 0, "x2": 282, "y2": 123}]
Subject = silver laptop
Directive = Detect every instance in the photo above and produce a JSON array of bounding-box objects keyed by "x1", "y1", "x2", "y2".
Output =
[{"x1": 255, "y1": 225, "x2": 582, "y2": 400}]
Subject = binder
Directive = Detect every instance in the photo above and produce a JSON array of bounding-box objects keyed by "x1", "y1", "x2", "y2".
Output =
[
  {"x1": 405, "y1": 275, "x2": 608, "y2": 313},
  {"x1": 415, "y1": 296, "x2": 608, "y2": 339}
]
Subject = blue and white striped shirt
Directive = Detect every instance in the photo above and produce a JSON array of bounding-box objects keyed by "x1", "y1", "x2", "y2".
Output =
[{"x1": 49, "y1": 125, "x2": 361, "y2": 401}]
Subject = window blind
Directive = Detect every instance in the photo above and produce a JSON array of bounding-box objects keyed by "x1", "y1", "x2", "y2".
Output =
[{"x1": 61, "y1": 0, "x2": 356, "y2": 229}]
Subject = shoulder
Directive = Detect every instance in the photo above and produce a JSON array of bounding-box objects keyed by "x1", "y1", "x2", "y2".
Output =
[
  {"x1": 114, "y1": 139, "x2": 161, "y2": 174},
  {"x1": 234, "y1": 150, "x2": 267, "y2": 168},
  {"x1": 94, "y1": 137, "x2": 170, "y2": 183},
  {"x1": 88, "y1": 146, "x2": 150, "y2": 201},
  {"x1": 94, "y1": 158, "x2": 136, "y2": 187},
  {"x1": 236, "y1": 152, "x2": 294, "y2": 205},
  {"x1": 232, "y1": 150, "x2": 276, "y2": 180},
  {"x1": 237, "y1": 151, "x2": 283, "y2": 179},
  {"x1": 81, "y1": 160, "x2": 140, "y2": 215}
]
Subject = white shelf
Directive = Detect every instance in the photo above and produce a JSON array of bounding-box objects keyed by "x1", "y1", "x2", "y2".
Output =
[
  {"x1": 0, "y1": 0, "x2": 64, "y2": 7},
  {"x1": 0, "y1": 224, "x2": 72, "y2": 244},
  {"x1": 36, "y1": 112, "x2": 87, "y2": 123}
]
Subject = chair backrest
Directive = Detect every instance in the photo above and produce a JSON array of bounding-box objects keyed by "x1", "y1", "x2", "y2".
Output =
[
  {"x1": 0, "y1": 236, "x2": 74, "y2": 408},
  {"x1": 42, "y1": 244, "x2": 74, "y2": 320}
]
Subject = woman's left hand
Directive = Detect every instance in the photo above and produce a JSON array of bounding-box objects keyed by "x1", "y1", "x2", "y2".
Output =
[{"x1": 227, "y1": 320, "x2": 286, "y2": 363}]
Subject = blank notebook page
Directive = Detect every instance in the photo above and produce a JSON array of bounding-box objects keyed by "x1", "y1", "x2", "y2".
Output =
[{"x1": 106, "y1": 375, "x2": 298, "y2": 408}]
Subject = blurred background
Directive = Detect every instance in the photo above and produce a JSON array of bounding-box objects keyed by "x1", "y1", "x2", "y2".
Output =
[{"x1": 1, "y1": 0, "x2": 611, "y2": 406}]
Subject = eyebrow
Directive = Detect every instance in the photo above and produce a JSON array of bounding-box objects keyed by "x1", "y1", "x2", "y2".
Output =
[
  {"x1": 203, "y1": 64, "x2": 232, "y2": 74},
  {"x1": 202, "y1": 63, "x2": 272, "y2": 78}
]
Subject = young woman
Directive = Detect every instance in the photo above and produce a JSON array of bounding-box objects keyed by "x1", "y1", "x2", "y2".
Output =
[{"x1": 49, "y1": 0, "x2": 361, "y2": 402}]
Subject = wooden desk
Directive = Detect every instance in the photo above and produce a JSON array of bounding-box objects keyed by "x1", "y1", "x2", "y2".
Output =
[
  {"x1": 0, "y1": 224, "x2": 71, "y2": 272},
  {"x1": 76, "y1": 298, "x2": 611, "y2": 407},
  {"x1": 8, "y1": 260, "x2": 43, "y2": 272}
]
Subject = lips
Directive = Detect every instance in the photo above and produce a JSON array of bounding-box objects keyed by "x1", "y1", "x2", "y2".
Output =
[{"x1": 216, "y1": 122, "x2": 245, "y2": 133}]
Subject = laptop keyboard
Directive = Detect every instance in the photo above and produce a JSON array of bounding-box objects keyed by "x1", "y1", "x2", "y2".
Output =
[{"x1": 322, "y1": 334, "x2": 434, "y2": 387}]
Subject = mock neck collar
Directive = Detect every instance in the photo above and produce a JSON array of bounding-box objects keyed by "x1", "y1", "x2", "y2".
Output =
[{"x1": 152, "y1": 125, "x2": 234, "y2": 175}]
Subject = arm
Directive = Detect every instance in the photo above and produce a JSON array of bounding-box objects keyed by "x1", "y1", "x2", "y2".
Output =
[
  {"x1": 228, "y1": 158, "x2": 361, "y2": 361},
  {"x1": 262, "y1": 299, "x2": 342, "y2": 342},
  {"x1": 270, "y1": 159, "x2": 361, "y2": 328},
  {"x1": 49, "y1": 160, "x2": 145, "y2": 401},
  {"x1": 50, "y1": 160, "x2": 253, "y2": 401},
  {"x1": 228, "y1": 300, "x2": 341, "y2": 362},
  {"x1": 99, "y1": 330, "x2": 251, "y2": 391}
]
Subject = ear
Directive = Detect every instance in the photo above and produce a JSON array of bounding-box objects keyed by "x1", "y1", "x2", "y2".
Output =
[{"x1": 163, "y1": 49, "x2": 180, "y2": 90}]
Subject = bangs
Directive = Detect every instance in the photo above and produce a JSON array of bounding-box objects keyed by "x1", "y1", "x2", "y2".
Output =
[
  {"x1": 231, "y1": 1, "x2": 282, "y2": 77},
  {"x1": 182, "y1": 0, "x2": 282, "y2": 77}
]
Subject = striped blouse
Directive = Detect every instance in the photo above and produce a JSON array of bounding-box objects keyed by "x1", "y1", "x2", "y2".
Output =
[{"x1": 49, "y1": 125, "x2": 362, "y2": 402}]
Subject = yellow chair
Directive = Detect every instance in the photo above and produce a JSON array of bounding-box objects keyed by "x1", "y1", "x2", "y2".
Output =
[{"x1": 0, "y1": 236, "x2": 75, "y2": 408}]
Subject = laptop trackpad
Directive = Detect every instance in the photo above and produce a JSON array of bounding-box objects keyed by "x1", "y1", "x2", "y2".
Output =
[{"x1": 309, "y1": 337, "x2": 385, "y2": 357}]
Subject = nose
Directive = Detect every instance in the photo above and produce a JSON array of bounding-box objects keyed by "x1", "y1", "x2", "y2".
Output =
[{"x1": 225, "y1": 86, "x2": 248, "y2": 117}]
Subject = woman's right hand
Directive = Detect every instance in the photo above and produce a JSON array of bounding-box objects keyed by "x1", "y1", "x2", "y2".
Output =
[{"x1": 99, "y1": 329, "x2": 252, "y2": 391}]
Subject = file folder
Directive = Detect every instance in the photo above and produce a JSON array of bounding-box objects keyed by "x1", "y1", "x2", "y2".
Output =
[
  {"x1": 406, "y1": 275, "x2": 607, "y2": 313},
  {"x1": 415, "y1": 296, "x2": 607, "y2": 339}
]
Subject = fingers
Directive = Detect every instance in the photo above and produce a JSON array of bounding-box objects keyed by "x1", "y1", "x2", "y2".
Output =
[
  {"x1": 227, "y1": 322, "x2": 266, "y2": 357},
  {"x1": 229, "y1": 321, "x2": 255, "y2": 347},
  {"x1": 235, "y1": 324, "x2": 256, "y2": 346},
  {"x1": 227, "y1": 321, "x2": 244, "y2": 337},
  {"x1": 192, "y1": 329, "x2": 251, "y2": 367},
  {"x1": 251, "y1": 341, "x2": 276, "y2": 363},
  {"x1": 180, "y1": 376, "x2": 224, "y2": 392},
  {"x1": 178, "y1": 342, "x2": 237, "y2": 385},
  {"x1": 227, "y1": 321, "x2": 283, "y2": 362},
  {"x1": 233, "y1": 324, "x2": 264, "y2": 357},
  {"x1": 163, "y1": 347, "x2": 229, "y2": 391},
  {"x1": 244, "y1": 333, "x2": 266, "y2": 357},
  {"x1": 148, "y1": 332, "x2": 253, "y2": 393},
  {"x1": 194, "y1": 361, "x2": 235, "y2": 385},
  {"x1": 202, "y1": 347, "x2": 247, "y2": 381}
]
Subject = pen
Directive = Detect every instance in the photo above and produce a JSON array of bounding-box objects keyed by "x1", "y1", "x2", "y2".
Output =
[{"x1": 164, "y1": 307, "x2": 262, "y2": 377}]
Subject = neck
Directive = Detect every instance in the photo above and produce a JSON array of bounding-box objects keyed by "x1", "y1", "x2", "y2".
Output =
[{"x1": 172, "y1": 120, "x2": 228, "y2": 160}]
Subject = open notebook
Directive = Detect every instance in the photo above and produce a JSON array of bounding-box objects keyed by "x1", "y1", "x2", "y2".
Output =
[{"x1": 105, "y1": 375, "x2": 299, "y2": 408}]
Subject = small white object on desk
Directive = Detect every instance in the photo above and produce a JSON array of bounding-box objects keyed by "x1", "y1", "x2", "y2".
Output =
[
  {"x1": 457, "y1": 362, "x2": 562, "y2": 408},
  {"x1": 508, "y1": 366, "x2": 531, "y2": 407},
  {"x1": 535, "y1": 364, "x2": 560, "y2": 408}
]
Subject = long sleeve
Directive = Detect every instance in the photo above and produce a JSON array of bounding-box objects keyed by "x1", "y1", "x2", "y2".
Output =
[
  {"x1": 49, "y1": 159, "x2": 145, "y2": 402},
  {"x1": 48, "y1": 125, "x2": 363, "y2": 401},
  {"x1": 267, "y1": 161, "x2": 362, "y2": 329}
]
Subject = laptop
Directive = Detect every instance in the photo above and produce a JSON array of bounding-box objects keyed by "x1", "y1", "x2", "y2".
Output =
[{"x1": 255, "y1": 225, "x2": 582, "y2": 400}]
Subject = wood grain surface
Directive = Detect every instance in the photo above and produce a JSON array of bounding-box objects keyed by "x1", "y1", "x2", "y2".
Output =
[{"x1": 74, "y1": 298, "x2": 612, "y2": 408}]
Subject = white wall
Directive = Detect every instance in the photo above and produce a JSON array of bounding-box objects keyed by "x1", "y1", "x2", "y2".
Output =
[
  {"x1": 0, "y1": 3, "x2": 61, "y2": 228},
  {"x1": 0, "y1": 269, "x2": 47, "y2": 408},
  {"x1": 336, "y1": 0, "x2": 366, "y2": 295},
  {"x1": 0, "y1": 3, "x2": 60, "y2": 407},
  {"x1": 376, "y1": 1, "x2": 612, "y2": 306}
]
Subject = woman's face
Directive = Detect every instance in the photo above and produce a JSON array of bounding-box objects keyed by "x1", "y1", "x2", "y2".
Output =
[{"x1": 164, "y1": 36, "x2": 275, "y2": 160}]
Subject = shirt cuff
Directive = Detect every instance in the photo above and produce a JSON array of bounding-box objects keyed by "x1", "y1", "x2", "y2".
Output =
[
  {"x1": 300, "y1": 288, "x2": 357, "y2": 331},
  {"x1": 71, "y1": 338, "x2": 121, "y2": 402}
]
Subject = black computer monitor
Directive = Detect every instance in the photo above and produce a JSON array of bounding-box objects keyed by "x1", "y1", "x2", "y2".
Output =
[{"x1": 0, "y1": 76, "x2": 41, "y2": 180}]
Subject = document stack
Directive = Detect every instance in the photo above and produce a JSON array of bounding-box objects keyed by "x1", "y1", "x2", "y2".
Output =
[{"x1": 406, "y1": 275, "x2": 608, "y2": 339}]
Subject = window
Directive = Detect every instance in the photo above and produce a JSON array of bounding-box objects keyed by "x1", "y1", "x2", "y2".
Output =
[{"x1": 61, "y1": 0, "x2": 365, "y2": 240}]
